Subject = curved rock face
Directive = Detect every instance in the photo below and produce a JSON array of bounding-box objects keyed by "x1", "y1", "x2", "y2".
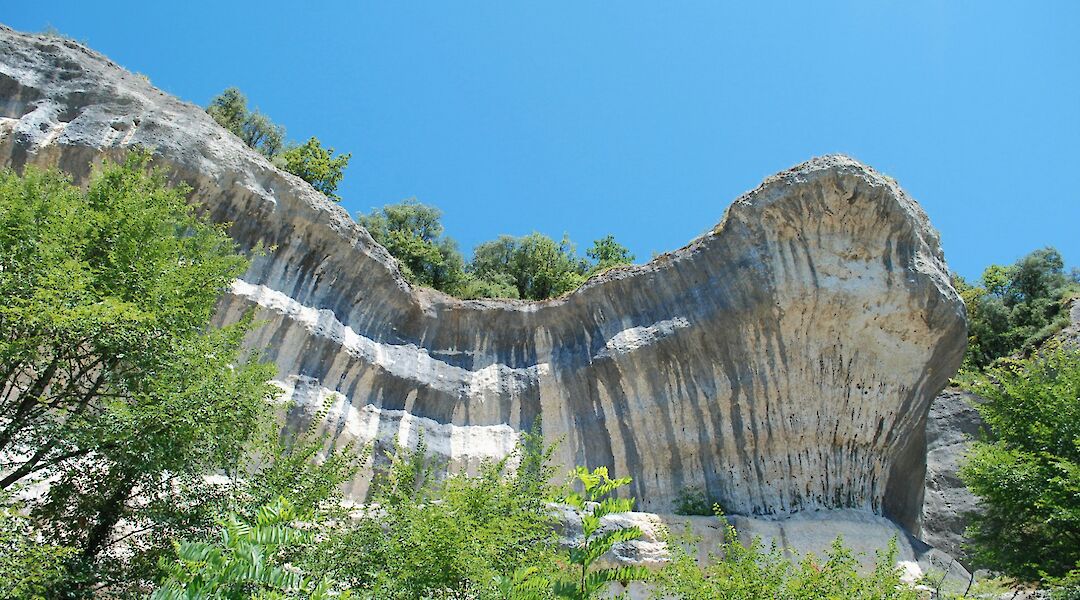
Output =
[{"x1": 0, "y1": 25, "x2": 966, "y2": 533}]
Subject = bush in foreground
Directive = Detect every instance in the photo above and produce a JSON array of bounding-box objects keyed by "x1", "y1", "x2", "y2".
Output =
[{"x1": 651, "y1": 512, "x2": 917, "y2": 600}]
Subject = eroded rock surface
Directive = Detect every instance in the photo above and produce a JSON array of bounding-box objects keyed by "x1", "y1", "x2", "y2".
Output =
[
  {"x1": 921, "y1": 388, "x2": 987, "y2": 563},
  {"x1": 0, "y1": 26, "x2": 967, "y2": 534}
]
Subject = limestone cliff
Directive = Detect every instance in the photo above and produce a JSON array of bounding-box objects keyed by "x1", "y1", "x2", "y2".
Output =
[{"x1": 0, "y1": 25, "x2": 967, "y2": 534}]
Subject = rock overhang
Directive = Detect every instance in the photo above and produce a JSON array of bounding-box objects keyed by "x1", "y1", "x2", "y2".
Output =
[{"x1": 0, "y1": 24, "x2": 967, "y2": 535}]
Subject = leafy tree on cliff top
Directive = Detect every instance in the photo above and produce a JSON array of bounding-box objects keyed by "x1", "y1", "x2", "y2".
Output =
[
  {"x1": 207, "y1": 87, "x2": 285, "y2": 158},
  {"x1": 274, "y1": 137, "x2": 352, "y2": 200},
  {"x1": 956, "y1": 246, "x2": 1079, "y2": 370},
  {"x1": 357, "y1": 199, "x2": 636, "y2": 300},
  {"x1": 586, "y1": 234, "x2": 635, "y2": 275},
  {"x1": 207, "y1": 88, "x2": 350, "y2": 199},
  {"x1": 357, "y1": 199, "x2": 469, "y2": 294},
  {"x1": 470, "y1": 232, "x2": 590, "y2": 301}
]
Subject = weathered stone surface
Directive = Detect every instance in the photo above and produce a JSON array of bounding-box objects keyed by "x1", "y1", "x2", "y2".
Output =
[
  {"x1": 1054, "y1": 297, "x2": 1080, "y2": 348},
  {"x1": 0, "y1": 25, "x2": 967, "y2": 536},
  {"x1": 920, "y1": 388, "x2": 987, "y2": 564}
]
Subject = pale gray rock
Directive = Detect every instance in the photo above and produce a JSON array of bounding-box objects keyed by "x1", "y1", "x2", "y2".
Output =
[
  {"x1": 0, "y1": 25, "x2": 967, "y2": 540},
  {"x1": 920, "y1": 388, "x2": 987, "y2": 564}
]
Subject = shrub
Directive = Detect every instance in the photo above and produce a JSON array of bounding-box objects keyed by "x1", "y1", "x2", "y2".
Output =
[
  {"x1": 652, "y1": 510, "x2": 918, "y2": 599},
  {"x1": 153, "y1": 498, "x2": 348, "y2": 600},
  {"x1": 298, "y1": 430, "x2": 562, "y2": 599},
  {"x1": 672, "y1": 485, "x2": 714, "y2": 516},
  {"x1": 959, "y1": 347, "x2": 1080, "y2": 580},
  {"x1": 555, "y1": 466, "x2": 649, "y2": 599}
]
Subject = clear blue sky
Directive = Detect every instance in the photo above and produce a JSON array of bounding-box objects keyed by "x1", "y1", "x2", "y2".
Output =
[{"x1": 7, "y1": 2, "x2": 1079, "y2": 280}]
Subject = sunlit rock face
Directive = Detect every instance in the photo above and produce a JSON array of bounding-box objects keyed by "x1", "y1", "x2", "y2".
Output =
[{"x1": 0, "y1": 25, "x2": 966, "y2": 533}]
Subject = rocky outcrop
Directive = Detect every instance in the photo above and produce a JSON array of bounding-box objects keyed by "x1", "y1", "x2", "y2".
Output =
[
  {"x1": 920, "y1": 388, "x2": 987, "y2": 563},
  {"x1": 1054, "y1": 297, "x2": 1080, "y2": 348},
  {"x1": 0, "y1": 26, "x2": 967, "y2": 535}
]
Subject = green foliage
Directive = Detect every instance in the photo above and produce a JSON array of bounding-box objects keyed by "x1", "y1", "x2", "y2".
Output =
[
  {"x1": 207, "y1": 88, "x2": 285, "y2": 158},
  {"x1": 358, "y1": 200, "x2": 635, "y2": 300},
  {"x1": 1047, "y1": 567, "x2": 1080, "y2": 600},
  {"x1": 299, "y1": 429, "x2": 561, "y2": 599},
  {"x1": 959, "y1": 347, "x2": 1080, "y2": 580},
  {"x1": 470, "y1": 233, "x2": 590, "y2": 301},
  {"x1": 0, "y1": 498, "x2": 78, "y2": 600},
  {"x1": 153, "y1": 497, "x2": 349, "y2": 600},
  {"x1": 672, "y1": 485, "x2": 714, "y2": 516},
  {"x1": 492, "y1": 566, "x2": 554, "y2": 600},
  {"x1": 0, "y1": 154, "x2": 284, "y2": 595},
  {"x1": 357, "y1": 199, "x2": 468, "y2": 293},
  {"x1": 652, "y1": 513, "x2": 916, "y2": 599},
  {"x1": 957, "y1": 247, "x2": 1078, "y2": 370},
  {"x1": 274, "y1": 137, "x2": 351, "y2": 200},
  {"x1": 207, "y1": 89, "x2": 350, "y2": 199},
  {"x1": 456, "y1": 270, "x2": 520, "y2": 300},
  {"x1": 586, "y1": 235, "x2": 634, "y2": 275},
  {"x1": 466, "y1": 232, "x2": 635, "y2": 300},
  {"x1": 555, "y1": 466, "x2": 649, "y2": 600}
]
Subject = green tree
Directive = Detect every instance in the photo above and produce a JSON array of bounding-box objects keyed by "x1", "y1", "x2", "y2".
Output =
[
  {"x1": 958, "y1": 247, "x2": 1078, "y2": 370},
  {"x1": 300, "y1": 430, "x2": 561, "y2": 599},
  {"x1": 554, "y1": 466, "x2": 649, "y2": 600},
  {"x1": 275, "y1": 137, "x2": 351, "y2": 200},
  {"x1": 356, "y1": 201, "x2": 631, "y2": 300},
  {"x1": 456, "y1": 270, "x2": 520, "y2": 300},
  {"x1": 357, "y1": 199, "x2": 467, "y2": 293},
  {"x1": 0, "y1": 498, "x2": 78, "y2": 600},
  {"x1": 585, "y1": 235, "x2": 634, "y2": 274},
  {"x1": 959, "y1": 347, "x2": 1080, "y2": 580},
  {"x1": 0, "y1": 154, "x2": 281, "y2": 595},
  {"x1": 207, "y1": 88, "x2": 285, "y2": 158},
  {"x1": 207, "y1": 89, "x2": 350, "y2": 200},
  {"x1": 146, "y1": 399, "x2": 366, "y2": 599},
  {"x1": 206, "y1": 88, "x2": 247, "y2": 137},
  {"x1": 470, "y1": 233, "x2": 589, "y2": 300}
]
